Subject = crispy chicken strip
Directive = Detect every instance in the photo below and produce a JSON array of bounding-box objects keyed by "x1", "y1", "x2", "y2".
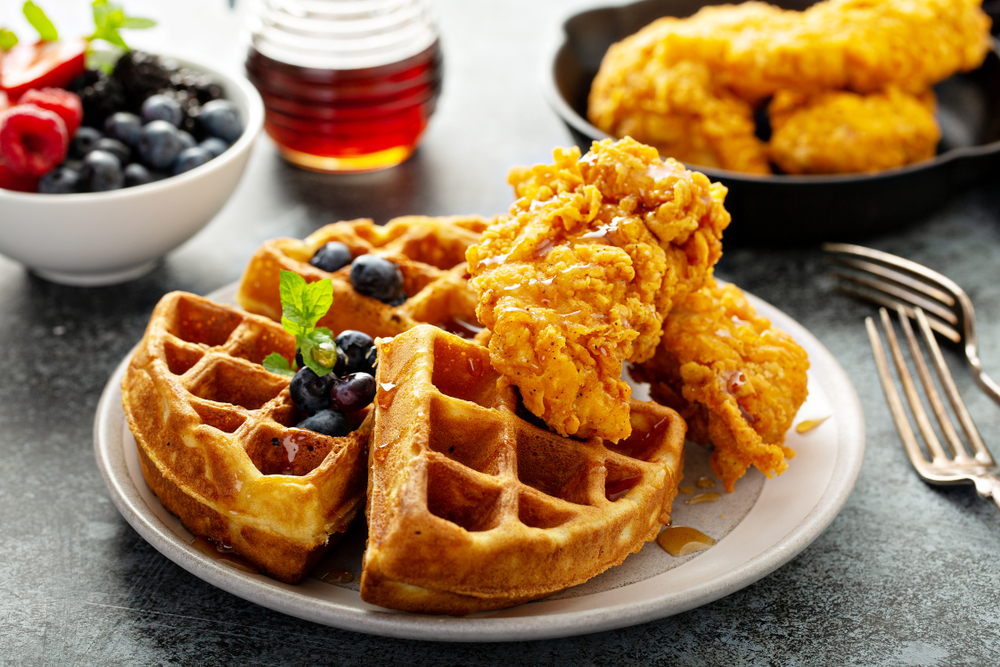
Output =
[
  {"x1": 768, "y1": 88, "x2": 941, "y2": 174},
  {"x1": 467, "y1": 138, "x2": 730, "y2": 442},
  {"x1": 591, "y1": 0, "x2": 990, "y2": 104},
  {"x1": 589, "y1": 59, "x2": 771, "y2": 174},
  {"x1": 632, "y1": 276, "x2": 809, "y2": 491}
]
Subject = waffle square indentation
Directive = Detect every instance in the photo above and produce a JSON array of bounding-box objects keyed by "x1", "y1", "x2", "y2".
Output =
[
  {"x1": 163, "y1": 339, "x2": 205, "y2": 376},
  {"x1": 515, "y1": 429, "x2": 596, "y2": 506},
  {"x1": 426, "y1": 396, "x2": 506, "y2": 475},
  {"x1": 174, "y1": 295, "x2": 243, "y2": 347},
  {"x1": 517, "y1": 490, "x2": 575, "y2": 529},
  {"x1": 187, "y1": 359, "x2": 286, "y2": 411},
  {"x1": 429, "y1": 336, "x2": 500, "y2": 408},
  {"x1": 425, "y1": 458, "x2": 503, "y2": 532}
]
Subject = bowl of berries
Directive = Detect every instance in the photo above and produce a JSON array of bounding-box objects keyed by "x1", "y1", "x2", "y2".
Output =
[{"x1": 0, "y1": 48, "x2": 264, "y2": 285}]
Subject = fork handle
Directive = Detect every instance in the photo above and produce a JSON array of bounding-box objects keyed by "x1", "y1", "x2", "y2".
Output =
[{"x1": 973, "y1": 474, "x2": 1000, "y2": 512}]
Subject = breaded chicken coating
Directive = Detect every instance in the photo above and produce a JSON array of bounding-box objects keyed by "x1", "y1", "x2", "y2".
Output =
[
  {"x1": 589, "y1": 59, "x2": 771, "y2": 174},
  {"x1": 467, "y1": 138, "x2": 730, "y2": 442},
  {"x1": 768, "y1": 88, "x2": 940, "y2": 174},
  {"x1": 632, "y1": 277, "x2": 809, "y2": 491},
  {"x1": 589, "y1": 0, "x2": 989, "y2": 174}
]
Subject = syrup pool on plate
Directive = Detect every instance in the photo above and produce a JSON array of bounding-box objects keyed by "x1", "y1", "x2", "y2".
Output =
[{"x1": 246, "y1": 0, "x2": 442, "y2": 173}]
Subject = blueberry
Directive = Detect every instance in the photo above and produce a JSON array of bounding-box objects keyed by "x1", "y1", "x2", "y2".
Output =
[
  {"x1": 173, "y1": 146, "x2": 213, "y2": 174},
  {"x1": 141, "y1": 94, "x2": 184, "y2": 127},
  {"x1": 123, "y1": 163, "x2": 155, "y2": 187},
  {"x1": 350, "y1": 255, "x2": 404, "y2": 303},
  {"x1": 177, "y1": 129, "x2": 196, "y2": 150},
  {"x1": 310, "y1": 241, "x2": 353, "y2": 273},
  {"x1": 296, "y1": 409, "x2": 353, "y2": 437},
  {"x1": 95, "y1": 137, "x2": 130, "y2": 165},
  {"x1": 200, "y1": 99, "x2": 243, "y2": 142},
  {"x1": 199, "y1": 137, "x2": 228, "y2": 158},
  {"x1": 289, "y1": 366, "x2": 333, "y2": 414},
  {"x1": 138, "y1": 120, "x2": 185, "y2": 169},
  {"x1": 334, "y1": 330, "x2": 377, "y2": 375},
  {"x1": 78, "y1": 150, "x2": 123, "y2": 192},
  {"x1": 69, "y1": 126, "x2": 102, "y2": 159},
  {"x1": 38, "y1": 167, "x2": 80, "y2": 194},
  {"x1": 388, "y1": 292, "x2": 408, "y2": 307},
  {"x1": 103, "y1": 112, "x2": 142, "y2": 147},
  {"x1": 329, "y1": 373, "x2": 377, "y2": 413}
]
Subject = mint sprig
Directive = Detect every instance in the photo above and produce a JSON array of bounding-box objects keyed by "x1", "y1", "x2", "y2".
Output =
[
  {"x1": 262, "y1": 270, "x2": 341, "y2": 378},
  {"x1": 23, "y1": 1, "x2": 58, "y2": 42},
  {"x1": 88, "y1": 0, "x2": 156, "y2": 50}
]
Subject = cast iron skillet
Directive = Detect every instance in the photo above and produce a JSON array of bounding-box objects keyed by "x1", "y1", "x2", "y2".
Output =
[{"x1": 543, "y1": 0, "x2": 1000, "y2": 245}]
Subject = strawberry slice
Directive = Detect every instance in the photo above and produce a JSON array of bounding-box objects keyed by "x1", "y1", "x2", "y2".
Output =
[{"x1": 0, "y1": 40, "x2": 87, "y2": 101}]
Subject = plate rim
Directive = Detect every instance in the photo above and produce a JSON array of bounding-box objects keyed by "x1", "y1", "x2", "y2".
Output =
[{"x1": 93, "y1": 283, "x2": 865, "y2": 642}]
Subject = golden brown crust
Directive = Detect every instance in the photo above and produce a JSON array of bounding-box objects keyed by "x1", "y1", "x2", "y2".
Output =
[
  {"x1": 632, "y1": 277, "x2": 809, "y2": 491},
  {"x1": 466, "y1": 138, "x2": 729, "y2": 442},
  {"x1": 768, "y1": 88, "x2": 941, "y2": 174},
  {"x1": 235, "y1": 215, "x2": 491, "y2": 340},
  {"x1": 360, "y1": 325, "x2": 686, "y2": 615},
  {"x1": 122, "y1": 292, "x2": 371, "y2": 583},
  {"x1": 588, "y1": 0, "x2": 990, "y2": 174}
]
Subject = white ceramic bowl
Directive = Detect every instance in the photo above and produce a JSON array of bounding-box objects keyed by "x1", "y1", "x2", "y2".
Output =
[{"x1": 0, "y1": 54, "x2": 264, "y2": 286}]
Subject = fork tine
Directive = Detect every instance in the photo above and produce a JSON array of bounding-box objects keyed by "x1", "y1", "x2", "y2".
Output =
[
  {"x1": 913, "y1": 308, "x2": 996, "y2": 467},
  {"x1": 836, "y1": 283, "x2": 962, "y2": 344},
  {"x1": 831, "y1": 269, "x2": 959, "y2": 326},
  {"x1": 825, "y1": 255, "x2": 957, "y2": 309},
  {"x1": 877, "y1": 308, "x2": 951, "y2": 464},
  {"x1": 865, "y1": 315, "x2": 930, "y2": 471},
  {"x1": 894, "y1": 307, "x2": 974, "y2": 464}
]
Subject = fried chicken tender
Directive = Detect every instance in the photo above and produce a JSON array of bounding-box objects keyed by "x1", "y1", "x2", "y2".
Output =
[
  {"x1": 768, "y1": 88, "x2": 941, "y2": 174},
  {"x1": 467, "y1": 138, "x2": 730, "y2": 442},
  {"x1": 589, "y1": 59, "x2": 771, "y2": 174},
  {"x1": 593, "y1": 0, "x2": 990, "y2": 103},
  {"x1": 588, "y1": 0, "x2": 989, "y2": 174},
  {"x1": 632, "y1": 277, "x2": 809, "y2": 491}
]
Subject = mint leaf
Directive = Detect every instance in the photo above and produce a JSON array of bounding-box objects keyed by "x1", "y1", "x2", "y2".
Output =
[
  {"x1": 0, "y1": 28, "x2": 18, "y2": 51},
  {"x1": 22, "y1": 1, "x2": 58, "y2": 42},
  {"x1": 88, "y1": 0, "x2": 155, "y2": 50},
  {"x1": 120, "y1": 16, "x2": 155, "y2": 29},
  {"x1": 278, "y1": 270, "x2": 333, "y2": 332},
  {"x1": 262, "y1": 352, "x2": 296, "y2": 377},
  {"x1": 267, "y1": 270, "x2": 339, "y2": 377}
]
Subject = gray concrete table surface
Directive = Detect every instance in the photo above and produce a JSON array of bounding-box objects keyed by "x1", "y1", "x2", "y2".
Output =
[{"x1": 2, "y1": 1, "x2": 999, "y2": 665}]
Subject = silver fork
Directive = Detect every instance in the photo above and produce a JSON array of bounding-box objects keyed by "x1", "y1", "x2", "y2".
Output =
[
  {"x1": 866, "y1": 306, "x2": 1000, "y2": 510},
  {"x1": 824, "y1": 242, "x2": 1000, "y2": 406}
]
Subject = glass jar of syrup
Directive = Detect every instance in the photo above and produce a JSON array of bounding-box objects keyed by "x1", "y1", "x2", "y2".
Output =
[{"x1": 246, "y1": 0, "x2": 442, "y2": 173}]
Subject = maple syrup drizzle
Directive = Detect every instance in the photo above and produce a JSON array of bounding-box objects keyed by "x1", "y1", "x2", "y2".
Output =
[
  {"x1": 319, "y1": 569, "x2": 354, "y2": 584},
  {"x1": 695, "y1": 476, "x2": 715, "y2": 489},
  {"x1": 678, "y1": 486, "x2": 695, "y2": 495},
  {"x1": 657, "y1": 526, "x2": 716, "y2": 557},
  {"x1": 191, "y1": 536, "x2": 257, "y2": 574},
  {"x1": 685, "y1": 492, "x2": 721, "y2": 505},
  {"x1": 796, "y1": 416, "x2": 830, "y2": 433}
]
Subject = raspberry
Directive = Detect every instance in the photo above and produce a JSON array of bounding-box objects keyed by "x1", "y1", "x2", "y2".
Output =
[
  {"x1": 0, "y1": 106, "x2": 69, "y2": 177},
  {"x1": 0, "y1": 162, "x2": 40, "y2": 192},
  {"x1": 19, "y1": 88, "x2": 84, "y2": 137}
]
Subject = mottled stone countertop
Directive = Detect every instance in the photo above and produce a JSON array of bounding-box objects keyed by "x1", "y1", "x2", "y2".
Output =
[{"x1": 2, "y1": 1, "x2": 999, "y2": 665}]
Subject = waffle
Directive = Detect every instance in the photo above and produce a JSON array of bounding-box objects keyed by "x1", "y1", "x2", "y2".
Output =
[
  {"x1": 121, "y1": 291, "x2": 371, "y2": 584},
  {"x1": 235, "y1": 215, "x2": 490, "y2": 340},
  {"x1": 360, "y1": 325, "x2": 687, "y2": 615}
]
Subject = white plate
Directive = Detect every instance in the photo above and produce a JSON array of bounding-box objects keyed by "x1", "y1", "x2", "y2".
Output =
[{"x1": 93, "y1": 283, "x2": 865, "y2": 642}]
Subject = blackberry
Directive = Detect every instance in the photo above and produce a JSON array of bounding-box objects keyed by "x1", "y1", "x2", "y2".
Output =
[
  {"x1": 68, "y1": 69, "x2": 102, "y2": 95},
  {"x1": 112, "y1": 51, "x2": 172, "y2": 111},
  {"x1": 77, "y1": 73, "x2": 127, "y2": 129},
  {"x1": 169, "y1": 69, "x2": 221, "y2": 104}
]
